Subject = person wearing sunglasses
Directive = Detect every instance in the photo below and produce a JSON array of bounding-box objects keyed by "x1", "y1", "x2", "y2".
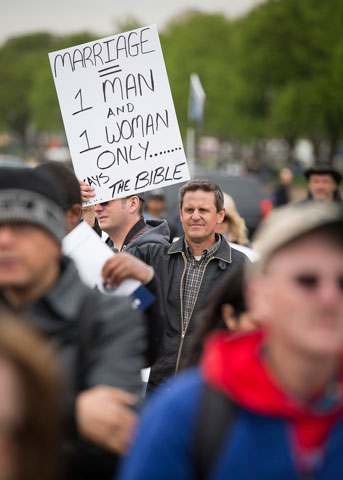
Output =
[
  {"x1": 79, "y1": 183, "x2": 170, "y2": 253},
  {"x1": 118, "y1": 201, "x2": 343, "y2": 480}
]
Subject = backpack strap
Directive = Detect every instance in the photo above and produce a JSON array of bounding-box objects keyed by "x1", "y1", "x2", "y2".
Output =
[{"x1": 193, "y1": 383, "x2": 238, "y2": 480}]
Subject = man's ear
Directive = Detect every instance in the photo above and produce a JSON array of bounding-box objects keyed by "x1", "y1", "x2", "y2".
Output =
[
  {"x1": 244, "y1": 275, "x2": 269, "y2": 326},
  {"x1": 66, "y1": 204, "x2": 82, "y2": 231},
  {"x1": 129, "y1": 195, "x2": 140, "y2": 214},
  {"x1": 221, "y1": 304, "x2": 238, "y2": 331},
  {"x1": 217, "y1": 208, "x2": 225, "y2": 225}
]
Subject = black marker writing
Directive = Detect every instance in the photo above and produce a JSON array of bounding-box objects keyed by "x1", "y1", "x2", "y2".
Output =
[
  {"x1": 79, "y1": 130, "x2": 101, "y2": 154},
  {"x1": 102, "y1": 69, "x2": 154, "y2": 102},
  {"x1": 72, "y1": 89, "x2": 93, "y2": 115},
  {"x1": 105, "y1": 110, "x2": 169, "y2": 143},
  {"x1": 96, "y1": 141, "x2": 149, "y2": 169},
  {"x1": 134, "y1": 162, "x2": 186, "y2": 190}
]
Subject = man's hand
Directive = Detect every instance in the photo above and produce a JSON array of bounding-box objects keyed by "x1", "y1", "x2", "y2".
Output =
[
  {"x1": 102, "y1": 252, "x2": 154, "y2": 288},
  {"x1": 76, "y1": 385, "x2": 138, "y2": 454},
  {"x1": 79, "y1": 180, "x2": 95, "y2": 204},
  {"x1": 79, "y1": 181, "x2": 96, "y2": 227}
]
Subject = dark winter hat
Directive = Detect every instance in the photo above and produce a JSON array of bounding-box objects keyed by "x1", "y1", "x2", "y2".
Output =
[
  {"x1": 304, "y1": 163, "x2": 342, "y2": 184},
  {"x1": 146, "y1": 188, "x2": 166, "y2": 201},
  {"x1": 0, "y1": 167, "x2": 66, "y2": 243},
  {"x1": 247, "y1": 201, "x2": 343, "y2": 276},
  {"x1": 135, "y1": 192, "x2": 146, "y2": 202}
]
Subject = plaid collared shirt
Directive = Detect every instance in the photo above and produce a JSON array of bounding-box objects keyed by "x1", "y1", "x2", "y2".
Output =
[{"x1": 182, "y1": 235, "x2": 221, "y2": 330}]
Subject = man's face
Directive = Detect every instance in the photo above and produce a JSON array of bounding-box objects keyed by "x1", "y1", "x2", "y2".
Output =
[
  {"x1": 180, "y1": 190, "x2": 224, "y2": 245},
  {"x1": 308, "y1": 174, "x2": 337, "y2": 201},
  {"x1": 251, "y1": 234, "x2": 343, "y2": 357},
  {"x1": 94, "y1": 198, "x2": 129, "y2": 233},
  {"x1": 0, "y1": 224, "x2": 60, "y2": 291}
]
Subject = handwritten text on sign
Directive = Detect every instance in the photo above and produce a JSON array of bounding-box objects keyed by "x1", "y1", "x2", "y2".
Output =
[{"x1": 49, "y1": 25, "x2": 189, "y2": 205}]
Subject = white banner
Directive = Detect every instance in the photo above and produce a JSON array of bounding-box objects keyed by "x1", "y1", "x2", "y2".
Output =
[
  {"x1": 49, "y1": 25, "x2": 190, "y2": 205},
  {"x1": 62, "y1": 221, "x2": 140, "y2": 296}
]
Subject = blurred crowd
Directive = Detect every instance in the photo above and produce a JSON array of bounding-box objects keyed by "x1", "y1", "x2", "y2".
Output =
[{"x1": 0, "y1": 159, "x2": 342, "y2": 480}]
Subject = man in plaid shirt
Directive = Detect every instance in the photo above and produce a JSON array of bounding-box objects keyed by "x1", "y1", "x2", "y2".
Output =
[{"x1": 102, "y1": 179, "x2": 247, "y2": 389}]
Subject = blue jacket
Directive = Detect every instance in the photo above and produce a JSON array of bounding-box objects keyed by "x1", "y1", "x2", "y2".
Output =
[{"x1": 117, "y1": 332, "x2": 343, "y2": 480}]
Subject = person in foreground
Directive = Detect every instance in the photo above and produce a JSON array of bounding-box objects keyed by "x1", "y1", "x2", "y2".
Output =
[
  {"x1": 0, "y1": 167, "x2": 145, "y2": 480},
  {"x1": 0, "y1": 313, "x2": 63, "y2": 480},
  {"x1": 117, "y1": 201, "x2": 343, "y2": 480}
]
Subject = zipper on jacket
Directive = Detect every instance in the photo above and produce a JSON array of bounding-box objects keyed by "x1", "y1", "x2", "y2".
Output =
[
  {"x1": 175, "y1": 252, "x2": 187, "y2": 373},
  {"x1": 174, "y1": 255, "x2": 216, "y2": 373}
]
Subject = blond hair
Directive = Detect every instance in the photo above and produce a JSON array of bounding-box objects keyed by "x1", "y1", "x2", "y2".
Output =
[{"x1": 223, "y1": 193, "x2": 249, "y2": 245}]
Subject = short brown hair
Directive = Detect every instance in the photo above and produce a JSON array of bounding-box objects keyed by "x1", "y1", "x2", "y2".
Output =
[
  {"x1": 179, "y1": 179, "x2": 224, "y2": 212},
  {"x1": 0, "y1": 311, "x2": 64, "y2": 480}
]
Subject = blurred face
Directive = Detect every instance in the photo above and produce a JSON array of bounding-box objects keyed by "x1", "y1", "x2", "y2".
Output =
[
  {"x1": 0, "y1": 224, "x2": 60, "y2": 296},
  {"x1": 308, "y1": 174, "x2": 337, "y2": 201},
  {"x1": 146, "y1": 198, "x2": 166, "y2": 217},
  {"x1": 0, "y1": 357, "x2": 23, "y2": 480},
  {"x1": 95, "y1": 198, "x2": 129, "y2": 234},
  {"x1": 180, "y1": 190, "x2": 224, "y2": 247},
  {"x1": 251, "y1": 234, "x2": 343, "y2": 358}
]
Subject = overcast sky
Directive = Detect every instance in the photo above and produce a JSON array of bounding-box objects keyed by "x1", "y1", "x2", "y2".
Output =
[{"x1": 1, "y1": 0, "x2": 264, "y2": 46}]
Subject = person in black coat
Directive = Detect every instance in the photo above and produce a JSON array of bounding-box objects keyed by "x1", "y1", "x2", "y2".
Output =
[{"x1": 0, "y1": 167, "x2": 145, "y2": 480}]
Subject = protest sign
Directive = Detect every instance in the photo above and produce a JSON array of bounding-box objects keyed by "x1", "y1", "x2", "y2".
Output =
[
  {"x1": 49, "y1": 25, "x2": 190, "y2": 205},
  {"x1": 62, "y1": 221, "x2": 154, "y2": 310}
]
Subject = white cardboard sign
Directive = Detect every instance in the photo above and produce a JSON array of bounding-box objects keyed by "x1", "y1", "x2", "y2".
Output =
[
  {"x1": 62, "y1": 221, "x2": 141, "y2": 296},
  {"x1": 49, "y1": 25, "x2": 189, "y2": 205}
]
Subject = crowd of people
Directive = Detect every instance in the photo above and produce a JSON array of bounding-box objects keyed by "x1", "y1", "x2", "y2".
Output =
[{"x1": 0, "y1": 159, "x2": 342, "y2": 480}]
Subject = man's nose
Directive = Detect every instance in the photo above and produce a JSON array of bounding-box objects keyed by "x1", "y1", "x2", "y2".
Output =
[
  {"x1": 191, "y1": 210, "x2": 200, "y2": 220},
  {"x1": 317, "y1": 277, "x2": 343, "y2": 304},
  {"x1": 94, "y1": 204, "x2": 103, "y2": 213},
  {"x1": 0, "y1": 225, "x2": 15, "y2": 245}
]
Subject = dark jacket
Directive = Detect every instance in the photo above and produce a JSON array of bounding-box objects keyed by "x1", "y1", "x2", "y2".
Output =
[
  {"x1": 0, "y1": 256, "x2": 145, "y2": 480},
  {"x1": 128, "y1": 218, "x2": 170, "y2": 249},
  {"x1": 129, "y1": 235, "x2": 247, "y2": 388},
  {"x1": 105, "y1": 217, "x2": 170, "y2": 251},
  {"x1": 105, "y1": 217, "x2": 170, "y2": 367}
]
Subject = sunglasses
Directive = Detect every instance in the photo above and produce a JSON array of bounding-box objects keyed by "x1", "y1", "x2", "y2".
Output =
[
  {"x1": 99, "y1": 195, "x2": 137, "y2": 207},
  {"x1": 292, "y1": 273, "x2": 343, "y2": 292}
]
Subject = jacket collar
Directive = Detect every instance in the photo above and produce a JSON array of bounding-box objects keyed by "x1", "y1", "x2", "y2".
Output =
[
  {"x1": 39, "y1": 255, "x2": 86, "y2": 320},
  {"x1": 168, "y1": 234, "x2": 232, "y2": 263},
  {"x1": 0, "y1": 256, "x2": 85, "y2": 321}
]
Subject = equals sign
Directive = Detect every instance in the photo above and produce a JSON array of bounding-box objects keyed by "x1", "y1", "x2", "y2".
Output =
[{"x1": 98, "y1": 65, "x2": 122, "y2": 77}]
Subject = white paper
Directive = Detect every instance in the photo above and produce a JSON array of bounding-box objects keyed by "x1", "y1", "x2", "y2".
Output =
[
  {"x1": 62, "y1": 221, "x2": 140, "y2": 296},
  {"x1": 49, "y1": 25, "x2": 190, "y2": 205}
]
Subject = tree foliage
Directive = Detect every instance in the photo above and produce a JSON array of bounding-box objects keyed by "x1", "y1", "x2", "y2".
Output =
[{"x1": 0, "y1": 0, "x2": 341, "y2": 159}]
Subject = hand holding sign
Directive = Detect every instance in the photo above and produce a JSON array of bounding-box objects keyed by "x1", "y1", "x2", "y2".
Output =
[{"x1": 49, "y1": 25, "x2": 190, "y2": 205}]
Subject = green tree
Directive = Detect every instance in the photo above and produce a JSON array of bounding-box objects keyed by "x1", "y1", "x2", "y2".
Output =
[
  {"x1": 231, "y1": 0, "x2": 343, "y2": 159},
  {"x1": 0, "y1": 33, "x2": 56, "y2": 148},
  {"x1": 161, "y1": 12, "x2": 235, "y2": 139}
]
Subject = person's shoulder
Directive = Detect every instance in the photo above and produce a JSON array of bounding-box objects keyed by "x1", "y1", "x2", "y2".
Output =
[
  {"x1": 229, "y1": 243, "x2": 260, "y2": 262},
  {"x1": 138, "y1": 219, "x2": 171, "y2": 246},
  {"x1": 145, "y1": 368, "x2": 204, "y2": 416},
  {"x1": 128, "y1": 239, "x2": 170, "y2": 258},
  {"x1": 221, "y1": 239, "x2": 248, "y2": 264}
]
